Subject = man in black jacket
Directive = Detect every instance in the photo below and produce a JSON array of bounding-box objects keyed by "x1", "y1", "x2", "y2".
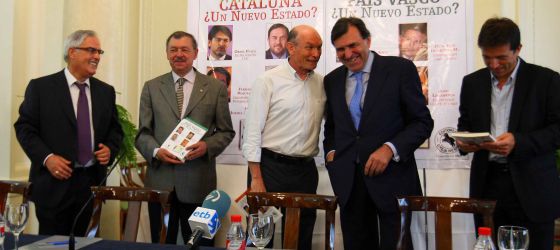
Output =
[{"x1": 457, "y1": 17, "x2": 560, "y2": 249}]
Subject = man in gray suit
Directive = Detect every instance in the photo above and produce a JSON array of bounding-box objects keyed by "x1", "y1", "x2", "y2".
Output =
[{"x1": 135, "y1": 31, "x2": 235, "y2": 245}]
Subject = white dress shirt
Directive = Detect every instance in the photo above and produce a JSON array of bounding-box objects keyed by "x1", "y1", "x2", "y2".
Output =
[{"x1": 242, "y1": 61, "x2": 325, "y2": 162}]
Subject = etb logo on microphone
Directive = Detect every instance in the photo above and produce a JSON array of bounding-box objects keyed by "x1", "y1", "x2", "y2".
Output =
[{"x1": 189, "y1": 207, "x2": 221, "y2": 238}]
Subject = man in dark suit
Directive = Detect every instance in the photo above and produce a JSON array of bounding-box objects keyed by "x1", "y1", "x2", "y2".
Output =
[
  {"x1": 265, "y1": 23, "x2": 289, "y2": 59},
  {"x1": 457, "y1": 17, "x2": 560, "y2": 249},
  {"x1": 136, "y1": 31, "x2": 234, "y2": 244},
  {"x1": 207, "y1": 25, "x2": 232, "y2": 60},
  {"x1": 14, "y1": 30, "x2": 123, "y2": 236},
  {"x1": 323, "y1": 17, "x2": 433, "y2": 249}
]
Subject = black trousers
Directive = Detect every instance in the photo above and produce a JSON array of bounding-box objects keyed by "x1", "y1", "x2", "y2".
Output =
[
  {"x1": 35, "y1": 167, "x2": 97, "y2": 236},
  {"x1": 149, "y1": 190, "x2": 214, "y2": 246},
  {"x1": 248, "y1": 149, "x2": 319, "y2": 250},
  {"x1": 476, "y1": 162, "x2": 554, "y2": 250},
  {"x1": 339, "y1": 163, "x2": 403, "y2": 250}
]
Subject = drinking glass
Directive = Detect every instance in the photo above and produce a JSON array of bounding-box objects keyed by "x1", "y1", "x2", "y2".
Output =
[
  {"x1": 5, "y1": 203, "x2": 29, "y2": 250},
  {"x1": 248, "y1": 213, "x2": 274, "y2": 249},
  {"x1": 497, "y1": 225, "x2": 529, "y2": 250}
]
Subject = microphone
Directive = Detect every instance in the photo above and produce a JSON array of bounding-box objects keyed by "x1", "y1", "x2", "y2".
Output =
[
  {"x1": 185, "y1": 190, "x2": 231, "y2": 250},
  {"x1": 69, "y1": 154, "x2": 124, "y2": 250}
]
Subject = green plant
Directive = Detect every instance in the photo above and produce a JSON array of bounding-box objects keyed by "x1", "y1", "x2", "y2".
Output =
[
  {"x1": 116, "y1": 104, "x2": 138, "y2": 168},
  {"x1": 557, "y1": 149, "x2": 560, "y2": 173}
]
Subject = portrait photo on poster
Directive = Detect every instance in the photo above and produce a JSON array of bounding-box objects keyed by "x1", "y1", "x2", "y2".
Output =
[
  {"x1": 207, "y1": 66, "x2": 232, "y2": 102},
  {"x1": 208, "y1": 25, "x2": 233, "y2": 61},
  {"x1": 399, "y1": 23, "x2": 428, "y2": 61},
  {"x1": 265, "y1": 22, "x2": 291, "y2": 60}
]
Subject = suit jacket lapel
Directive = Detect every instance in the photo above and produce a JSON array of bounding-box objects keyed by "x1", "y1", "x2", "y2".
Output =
[
  {"x1": 360, "y1": 52, "x2": 386, "y2": 128},
  {"x1": 508, "y1": 59, "x2": 529, "y2": 132},
  {"x1": 54, "y1": 70, "x2": 77, "y2": 127},
  {"x1": 480, "y1": 72, "x2": 492, "y2": 132},
  {"x1": 185, "y1": 72, "x2": 209, "y2": 117},
  {"x1": 89, "y1": 78, "x2": 102, "y2": 133},
  {"x1": 159, "y1": 73, "x2": 181, "y2": 119},
  {"x1": 332, "y1": 67, "x2": 356, "y2": 132}
]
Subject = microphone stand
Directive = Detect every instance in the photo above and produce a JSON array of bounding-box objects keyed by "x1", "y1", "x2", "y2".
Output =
[
  {"x1": 185, "y1": 229, "x2": 204, "y2": 250},
  {"x1": 69, "y1": 154, "x2": 124, "y2": 250}
]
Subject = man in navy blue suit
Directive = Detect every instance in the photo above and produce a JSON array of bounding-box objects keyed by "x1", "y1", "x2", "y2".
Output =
[
  {"x1": 323, "y1": 17, "x2": 433, "y2": 249},
  {"x1": 457, "y1": 17, "x2": 560, "y2": 249}
]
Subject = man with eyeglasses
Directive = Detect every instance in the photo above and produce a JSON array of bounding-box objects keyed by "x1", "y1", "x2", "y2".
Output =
[
  {"x1": 136, "y1": 31, "x2": 234, "y2": 245},
  {"x1": 207, "y1": 25, "x2": 233, "y2": 60},
  {"x1": 14, "y1": 30, "x2": 123, "y2": 236}
]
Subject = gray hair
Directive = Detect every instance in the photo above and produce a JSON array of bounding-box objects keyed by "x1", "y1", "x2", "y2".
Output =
[{"x1": 63, "y1": 30, "x2": 97, "y2": 62}]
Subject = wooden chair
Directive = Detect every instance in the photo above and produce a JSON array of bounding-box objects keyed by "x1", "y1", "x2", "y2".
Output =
[
  {"x1": 247, "y1": 192, "x2": 338, "y2": 250},
  {"x1": 0, "y1": 180, "x2": 30, "y2": 214},
  {"x1": 85, "y1": 186, "x2": 170, "y2": 243},
  {"x1": 119, "y1": 161, "x2": 148, "y2": 188},
  {"x1": 396, "y1": 196, "x2": 496, "y2": 250}
]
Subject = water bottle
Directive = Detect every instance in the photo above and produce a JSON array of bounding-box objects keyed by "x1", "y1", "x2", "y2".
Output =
[
  {"x1": 226, "y1": 214, "x2": 246, "y2": 250},
  {"x1": 474, "y1": 227, "x2": 496, "y2": 250}
]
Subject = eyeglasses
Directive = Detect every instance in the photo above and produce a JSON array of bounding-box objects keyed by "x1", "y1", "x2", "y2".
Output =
[{"x1": 74, "y1": 47, "x2": 105, "y2": 55}]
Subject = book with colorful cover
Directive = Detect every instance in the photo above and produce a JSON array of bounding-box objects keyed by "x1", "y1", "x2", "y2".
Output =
[{"x1": 161, "y1": 118, "x2": 208, "y2": 162}]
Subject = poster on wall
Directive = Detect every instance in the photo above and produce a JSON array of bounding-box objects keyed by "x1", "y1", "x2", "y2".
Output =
[
  {"x1": 188, "y1": 0, "x2": 326, "y2": 165},
  {"x1": 188, "y1": 0, "x2": 474, "y2": 169}
]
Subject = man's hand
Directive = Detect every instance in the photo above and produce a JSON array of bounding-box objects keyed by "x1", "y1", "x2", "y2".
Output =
[
  {"x1": 326, "y1": 151, "x2": 335, "y2": 164},
  {"x1": 480, "y1": 132, "x2": 515, "y2": 156},
  {"x1": 456, "y1": 139, "x2": 481, "y2": 153},
  {"x1": 156, "y1": 148, "x2": 183, "y2": 165},
  {"x1": 45, "y1": 154, "x2": 72, "y2": 180},
  {"x1": 94, "y1": 143, "x2": 111, "y2": 165},
  {"x1": 185, "y1": 141, "x2": 208, "y2": 161},
  {"x1": 364, "y1": 145, "x2": 393, "y2": 176},
  {"x1": 248, "y1": 162, "x2": 266, "y2": 192}
]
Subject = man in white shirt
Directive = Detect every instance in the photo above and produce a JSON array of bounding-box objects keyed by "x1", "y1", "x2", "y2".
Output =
[{"x1": 242, "y1": 25, "x2": 324, "y2": 249}]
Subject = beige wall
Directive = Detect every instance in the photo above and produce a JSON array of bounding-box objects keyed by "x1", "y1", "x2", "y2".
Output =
[{"x1": 1, "y1": 0, "x2": 558, "y2": 248}]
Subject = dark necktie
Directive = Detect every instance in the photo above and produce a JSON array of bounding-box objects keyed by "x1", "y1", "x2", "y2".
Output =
[
  {"x1": 177, "y1": 78, "x2": 186, "y2": 116},
  {"x1": 349, "y1": 72, "x2": 364, "y2": 129},
  {"x1": 76, "y1": 83, "x2": 92, "y2": 165}
]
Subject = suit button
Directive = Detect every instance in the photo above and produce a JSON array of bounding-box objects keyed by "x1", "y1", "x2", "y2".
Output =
[{"x1": 356, "y1": 136, "x2": 360, "y2": 140}]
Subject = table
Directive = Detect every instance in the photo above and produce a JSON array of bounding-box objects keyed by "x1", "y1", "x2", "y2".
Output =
[{"x1": 3, "y1": 234, "x2": 225, "y2": 250}]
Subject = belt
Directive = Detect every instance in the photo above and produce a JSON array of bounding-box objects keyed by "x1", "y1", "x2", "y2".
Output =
[
  {"x1": 488, "y1": 161, "x2": 509, "y2": 173},
  {"x1": 261, "y1": 148, "x2": 313, "y2": 164}
]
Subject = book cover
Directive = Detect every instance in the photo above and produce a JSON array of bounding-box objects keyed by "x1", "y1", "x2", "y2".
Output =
[{"x1": 161, "y1": 118, "x2": 208, "y2": 162}]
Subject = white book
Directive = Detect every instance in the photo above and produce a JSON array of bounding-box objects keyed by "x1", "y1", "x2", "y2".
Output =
[
  {"x1": 448, "y1": 131, "x2": 496, "y2": 144},
  {"x1": 161, "y1": 118, "x2": 208, "y2": 162}
]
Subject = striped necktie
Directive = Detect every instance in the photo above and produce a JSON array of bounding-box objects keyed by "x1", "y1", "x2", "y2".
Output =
[{"x1": 176, "y1": 78, "x2": 186, "y2": 116}]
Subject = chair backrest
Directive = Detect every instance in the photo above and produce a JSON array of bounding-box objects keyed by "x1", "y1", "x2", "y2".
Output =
[
  {"x1": 396, "y1": 195, "x2": 496, "y2": 250},
  {"x1": 119, "y1": 162, "x2": 148, "y2": 188},
  {"x1": 86, "y1": 186, "x2": 170, "y2": 243},
  {"x1": 247, "y1": 192, "x2": 338, "y2": 250},
  {"x1": 0, "y1": 180, "x2": 30, "y2": 215}
]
